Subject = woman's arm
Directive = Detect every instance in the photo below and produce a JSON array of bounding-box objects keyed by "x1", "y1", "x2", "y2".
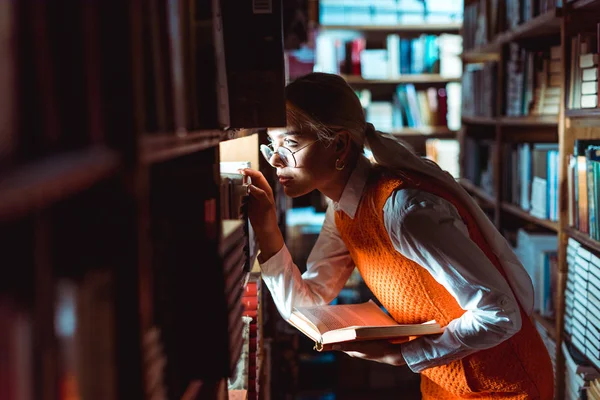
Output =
[
  {"x1": 385, "y1": 189, "x2": 522, "y2": 373},
  {"x1": 243, "y1": 169, "x2": 355, "y2": 320}
]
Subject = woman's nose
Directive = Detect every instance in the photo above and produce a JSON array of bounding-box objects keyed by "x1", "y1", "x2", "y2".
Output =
[{"x1": 270, "y1": 151, "x2": 286, "y2": 168}]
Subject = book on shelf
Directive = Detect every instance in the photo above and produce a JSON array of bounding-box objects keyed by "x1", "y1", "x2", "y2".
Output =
[
  {"x1": 288, "y1": 300, "x2": 442, "y2": 352},
  {"x1": 569, "y1": 28, "x2": 600, "y2": 110},
  {"x1": 568, "y1": 140, "x2": 600, "y2": 237},
  {"x1": 426, "y1": 139, "x2": 459, "y2": 178},
  {"x1": 462, "y1": 62, "x2": 497, "y2": 118}
]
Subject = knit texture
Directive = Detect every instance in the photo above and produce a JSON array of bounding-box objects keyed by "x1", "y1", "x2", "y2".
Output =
[{"x1": 334, "y1": 171, "x2": 554, "y2": 399}]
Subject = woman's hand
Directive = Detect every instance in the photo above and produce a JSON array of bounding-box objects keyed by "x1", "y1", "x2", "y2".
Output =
[
  {"x1": 240, "y1": 168, "x2": 284, "y2": 261},
  {"x1": 332, "y1": 341, "x2": 407, "y2": 367}
]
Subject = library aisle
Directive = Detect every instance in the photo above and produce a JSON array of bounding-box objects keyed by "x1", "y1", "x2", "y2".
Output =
[{"x1": 3, "y1": 0, "x2": 600, "y2": 399}]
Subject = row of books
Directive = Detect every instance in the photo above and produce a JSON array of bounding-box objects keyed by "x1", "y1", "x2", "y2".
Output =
[
  {"x1": 315, "y1": 34, "x2": 461, "y2": 79},
  {"x1": 565, "y1": 238, "x2": 600, "y2": 370},
  {"x1": 463, "y1": 0, "x2": 562, "y2": 51},
  {"x1": 569, "y1": 28, "x2": 600, "y2": 109},
  {"x1": 462, "y1": 62, "x2": 497, "y2": 118},
  {"x1": 229, "y1": 278, "x2": 262, "y2": 399},
  {"x1": 503, "y1": 143, "x2": 560, "y2": 222},
  {"x1": 563, "y1": 341, "x2": 600, "y2": 400},
  {"x1": 425, "y1": 139, "x2": 460, "y2": 179},
  {"x1": 362, "y1": 85, "x2": 452, "y2": 131},
  {"x1": 319, "y1": 0, "x2": 463, "y2": 25},
  {"x1": 505, "y1": 45, "x2": 562, "y2": 116},
  {"x1": 512, "y1": 229, "x2": 558, "y2": 317},
  {"x1": 567, "y1": 140, "x2": 600, "y2": 240},
  {"x1": 463, "y1": 138, "x2": 496, "y2": 197}
]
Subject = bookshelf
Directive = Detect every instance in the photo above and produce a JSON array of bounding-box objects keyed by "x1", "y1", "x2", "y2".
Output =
[
  {"x1": 0, "y1": 1, "x2": 285, "y2": 400},
  {"x1": 342, "y1": 74, "x2": 460, "y2": 85},
  {"x1": 319, "y1": 23, "x2": 461, "y2": 35},
  {"x1": 461, "y1": 0, "x2": 600, "y2": 397}
]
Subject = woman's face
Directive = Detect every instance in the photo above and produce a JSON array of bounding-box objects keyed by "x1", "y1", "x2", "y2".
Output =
[{"x1": 266, "y1": 127, "x2": 338, "y2": 198}]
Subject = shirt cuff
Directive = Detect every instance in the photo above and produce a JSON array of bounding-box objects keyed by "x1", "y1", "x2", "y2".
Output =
[
  {"x1": 259, "y1": 244, "x2": 291, "y2": 277},
  {"x1": 401, "y1": 338, "x2": 430, "y2": 373}
]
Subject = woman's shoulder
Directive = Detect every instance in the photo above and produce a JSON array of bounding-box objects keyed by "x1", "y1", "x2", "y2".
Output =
[{"x1": 385, "y1": 186, "x2": 461, "y2": 221}]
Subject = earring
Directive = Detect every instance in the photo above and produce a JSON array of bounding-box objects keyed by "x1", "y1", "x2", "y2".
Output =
[{"x1": 335, "y1": 158, "x2": 345, "y2": 171}]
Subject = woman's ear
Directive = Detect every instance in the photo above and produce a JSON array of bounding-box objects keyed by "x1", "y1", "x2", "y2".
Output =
[{"x1": 334, "y1": 131, "x2": 352, "y2": 156}]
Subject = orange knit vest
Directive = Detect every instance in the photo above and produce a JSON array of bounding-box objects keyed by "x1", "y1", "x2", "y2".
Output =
[{"x1": 334, "y1": 171, "x2": 554, "y2": 399}]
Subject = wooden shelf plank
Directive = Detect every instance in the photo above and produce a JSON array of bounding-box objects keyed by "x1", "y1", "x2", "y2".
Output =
[
  {"x1": 565, "y1": 227, "x2": 600, "y2": 254},
  {"x1": 319, "y1": 23, "x2": 461, "y2": 34},
  {"x1": 0, "y1": 147, "x2": 120, "y2": 222},
  {"x1": 501, "y1": 202, "x2": 559, "y2": 231},
  {"x1": 566, "y1": 108, "x2": 600, "y2": 119},
  {"x1": 498, "y1": 115, "x2": 559, "y2": 127},
  {"x1": 341, "y1": 74, "x2": 460, "y2": 85},
  {"x1": 388, "y1": 126, "x2": 457, "y2": 137},
  {"x1": 461, "y1": 116, "x2": 497, "y2": 125},
  {"x1": 459, "y1": 178, "x2": 496, "y2": 205},
  {"x1": 141, "y1": 130, "x2": 222, "y2": 164},
  {"x1": 572, "y1": 0, "x2": 600, "y2": 10},
  {"x1": 532, "y1": 312, "x2": 557, "y2": 341},
  {"x1": 462, "y1": 9, "x2": 561, "y2": 62}
]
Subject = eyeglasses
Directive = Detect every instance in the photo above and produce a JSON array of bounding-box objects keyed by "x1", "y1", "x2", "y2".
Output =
[{"x1": 260, "y1": 140, "x2": 318, "y2": 168}]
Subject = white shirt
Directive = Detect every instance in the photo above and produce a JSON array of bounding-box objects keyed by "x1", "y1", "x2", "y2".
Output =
[{"x1": 259, "y1": 156, "x2": 522, "y2": 373}]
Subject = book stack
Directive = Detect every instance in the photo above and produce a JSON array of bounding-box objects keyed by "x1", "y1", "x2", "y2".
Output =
[
  {"x1": 569, "y1": 28, "x2": 600, "y2": 109},
  {"x1": 565, "y1": 238, "x2": 600, "y2": 370},
  {"x1": 462, "y1": 62, "x2": 497, "y2": 118},
  {"x1": 512, "y1": 229, "x2": 558, "y2": 317},
  {"x1": 363, "y1": 85, "x2": 451, "y2": 131},
  {"x1": 531, "y1": 46, "x2": 562, "y2": 115},
  {"x1": 221, "y1": 220, "x2": 248, "y2": 377},
  {"x1": 425, "y1": 139, "x2": 460, "y2": 178},
  {"x1": 589, "y1": 378, "x2": 600, "y2": 400},
  {"x1": 242, "y1": 278, "x2": 262, "y2": 400},
  {"x1": 463, "y1": 138, "x2": 496, "y2": 196},
  {"x1": 563, "y1": 342, "x2": 600, "y2": 400},
  {"x1": 567, "y1": 140, "x2": 600, "y2": 238}
]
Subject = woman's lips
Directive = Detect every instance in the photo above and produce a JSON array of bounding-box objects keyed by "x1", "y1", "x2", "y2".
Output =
[{"x1": 278, "y1": 176, "x2": 292, "y2": 185}]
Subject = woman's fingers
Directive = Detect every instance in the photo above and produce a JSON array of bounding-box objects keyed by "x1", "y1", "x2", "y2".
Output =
[{"x1": 240, "y1": 168, "x2": 272, "y2": 194}]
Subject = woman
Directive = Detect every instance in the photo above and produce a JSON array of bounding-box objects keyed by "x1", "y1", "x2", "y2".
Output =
[{"x1": 242, "y1": 73, "x2": 553, "y2": 399}]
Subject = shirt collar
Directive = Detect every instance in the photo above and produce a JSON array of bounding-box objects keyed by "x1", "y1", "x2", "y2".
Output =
[{"x1": 334, "y1": 155, "x2": 371, "y2": 219}]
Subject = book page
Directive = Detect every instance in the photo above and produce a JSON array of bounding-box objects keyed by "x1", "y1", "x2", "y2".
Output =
[{"x1": 294, "y1": 300, "x2": 397, "y2": 334}]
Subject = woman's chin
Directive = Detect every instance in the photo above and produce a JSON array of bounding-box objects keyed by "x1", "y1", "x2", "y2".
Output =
[{"x1": 282, "y1": 184, "x2": 312, "y2": 198}]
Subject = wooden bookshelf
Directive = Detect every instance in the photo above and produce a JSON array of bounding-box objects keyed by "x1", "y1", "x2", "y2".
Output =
[
  {"x1": 319, "y1": 23, "x2": 462, "y2": 35},
  {"x1": 461, "y1": 116, "x2": 497, "y2": 125},
  {"x1": 140, "y1": 130, "x2": 222, "y2": 164},
  {"x1": 459, "y1": 178, "x2": 496, "y2": 206},
  {"x1": 0, "y1": 147, "x2": 120, "y2": 222},
  {"x1": 341, "y1": 74, "x2": 460, "y2": 85},
  {"x1": 501, "y1": 202, "x2": 559, "y2": 232},
  {"x1": 565, "y1": 227, "x2": 600, "y2": 254},
  {"x1": 389, "y1": 127, "x2": 457, "y2": 137},
  {"x1": 462, "y1": 2, "x2": 600, "y2": 398}
]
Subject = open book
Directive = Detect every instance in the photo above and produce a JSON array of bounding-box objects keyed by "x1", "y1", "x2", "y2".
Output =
[{"x1": 288, "y1": 300, "x2": 443, "y2": 351}]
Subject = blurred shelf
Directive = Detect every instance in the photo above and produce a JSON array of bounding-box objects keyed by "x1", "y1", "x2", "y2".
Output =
[
  {"x1": 341, "y1": 74, "x2": 460, "y2": 85},
  {"x1": 532, "y1": 312, "x2": 556, "y2": 341},
  {"x1": 562, "y1": 335, "x2": 600, "y2": 372},
  {"x1": 462, "y1": 9, "x2": 561, "y2": 62},
  {"x1": 459, "y1": 178, "x2": 496, "y2": 206},
  {"x1": 141, "y1": 130, "x2": 222, "y2": 164},
  {"x1": 566, "y1": 108, "x2": 600, "y2": 119},
  {"x1": 498, "y1": 115, "x2": 559, "y2": 127},
  {"x1": 461, "y1": 116, "x2": 497, "y2": 125},
  {"x1": 572, "y1": 0, "x2": 600, "y2": 10},
  {"x1": 389, "y1": 126, "x2": 457, "y2": 137},
  {"x1": 501, "y1": 202, "x2": 559, "y2": 232},
  {"x1": 461, "y1": 115, "x2": 559, "y2": 127},
  {"x1": 319, "y1": 23, "x2": 461, "y2": 35},
  {"x1": 565, "y1": 227, "x2": 600, "y2": 253},
  {"x1": 0, "y1": 146, "x2": 120, "y2": 222}
]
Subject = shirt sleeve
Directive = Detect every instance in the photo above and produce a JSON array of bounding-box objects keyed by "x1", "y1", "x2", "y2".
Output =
[
  {"x1": 383, "y1": 189, "x2": 522, "y2": 373},
  {"x1": 260, "y1": 203, "x2": 355, "y2": 320}
]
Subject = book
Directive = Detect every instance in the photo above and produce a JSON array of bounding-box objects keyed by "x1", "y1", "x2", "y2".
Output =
[{"x1": 288, "y1": 300, "x2": 443, "y2": 351}]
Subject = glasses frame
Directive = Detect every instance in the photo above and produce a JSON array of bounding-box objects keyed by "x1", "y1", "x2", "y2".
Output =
[{"x1": 260, "y1": 140, "x2": 319, "y2": 168}]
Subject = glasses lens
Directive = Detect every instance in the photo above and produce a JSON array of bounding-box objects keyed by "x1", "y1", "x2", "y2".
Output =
[
  {"x1": 277, "y1": 147, "x2": 294, "y2": 168},
  {"x1": 260, "y1": 144, "x2": 273, "y2": 163}
]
